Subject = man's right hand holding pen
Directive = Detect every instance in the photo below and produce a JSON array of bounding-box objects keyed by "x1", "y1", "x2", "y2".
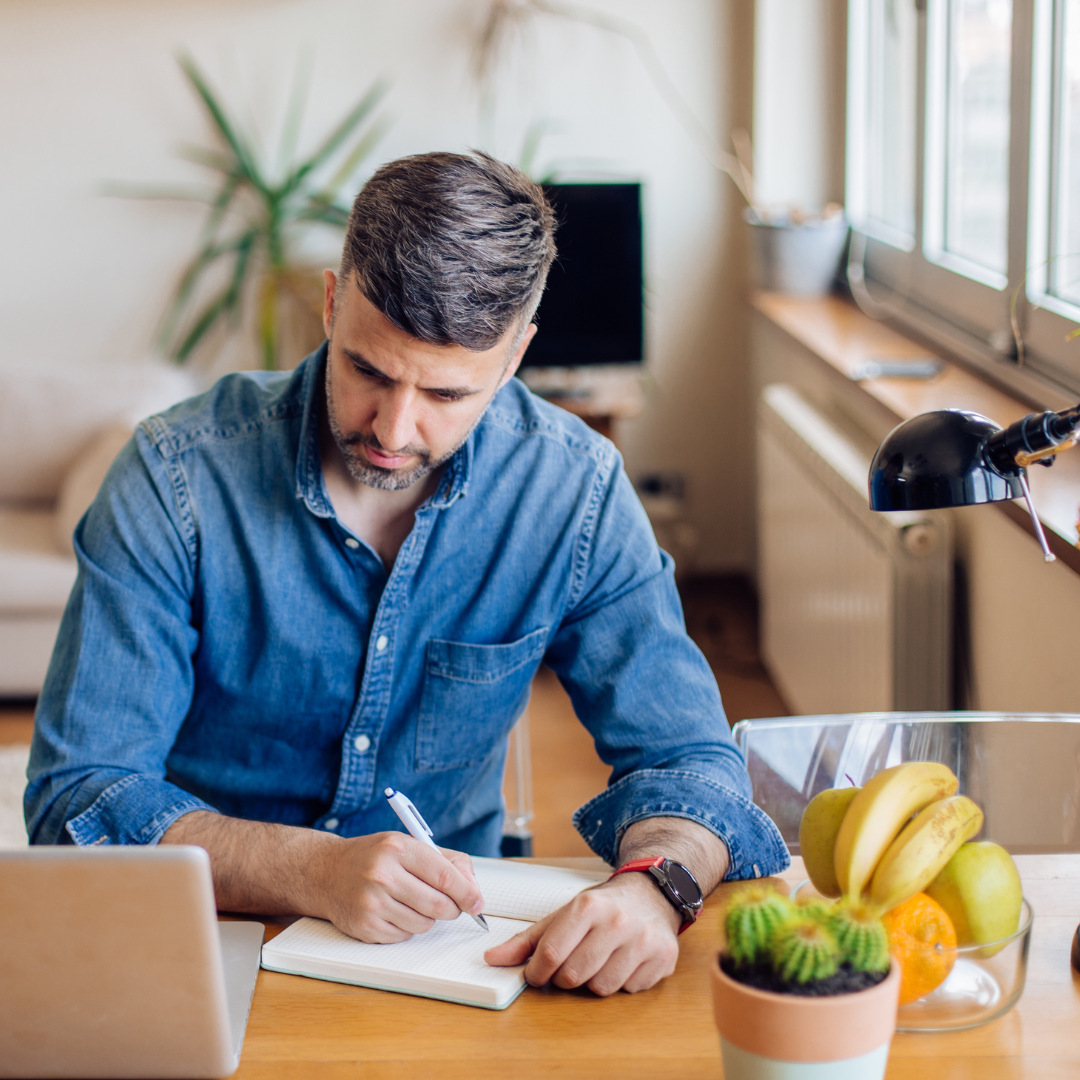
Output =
[{"x1": 160, "y1": 810, "x2": 485, "y2": 944}]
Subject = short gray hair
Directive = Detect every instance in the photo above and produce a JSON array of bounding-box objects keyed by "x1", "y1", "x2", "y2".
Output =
[{"x1": 339, "y1": 151, "x2": 557, "y2": 350}]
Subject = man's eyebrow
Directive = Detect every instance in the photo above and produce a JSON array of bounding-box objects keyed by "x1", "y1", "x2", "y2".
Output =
[{"x1": 343, "y1": 347, "x2": 482, "y2": 398}]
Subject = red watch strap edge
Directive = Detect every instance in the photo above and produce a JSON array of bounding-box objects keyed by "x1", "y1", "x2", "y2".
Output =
[{"x1": 609, "y1": 856, "x2": 666, "y2": 877}]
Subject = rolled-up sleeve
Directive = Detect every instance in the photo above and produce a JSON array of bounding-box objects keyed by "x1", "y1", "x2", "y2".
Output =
[
  {"x1": 24, "y1": 421, "x2": 218, "y2": 846},
  {"x1": 545, "y1": 456, "x2": 789, "y2": 879}
]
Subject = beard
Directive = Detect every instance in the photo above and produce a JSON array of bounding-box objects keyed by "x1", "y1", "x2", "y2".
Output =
[{"x1": 324, "y1": 362, "x2": 459, "y2": 492}]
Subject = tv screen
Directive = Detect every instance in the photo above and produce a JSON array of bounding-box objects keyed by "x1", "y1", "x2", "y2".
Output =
[{"x1": 523, "y1": 182, "x2": 643, "y2": 368}]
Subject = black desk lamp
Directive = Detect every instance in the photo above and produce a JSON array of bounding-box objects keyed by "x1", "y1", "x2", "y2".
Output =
[
  {"x1": 870, "y1": 402, "x2": 1080, "y2": 971},
  {"x1": 868, "y1": 404, "x2": 1080, "y2": 562}
]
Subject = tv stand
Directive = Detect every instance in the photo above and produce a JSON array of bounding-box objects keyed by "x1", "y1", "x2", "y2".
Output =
[{"x1": 519, "y1": 367, "x2": 644, "y2": 447}]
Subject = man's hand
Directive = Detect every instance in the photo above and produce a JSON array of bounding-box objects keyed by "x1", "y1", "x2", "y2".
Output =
[
  {"x1": 485, "y1": 816, "x2": 730, "y2": 996},
  {"x1": 162, "y1": 811, "x2": 483, "y2": 943},
  {"x1": 484, "y1": 871, "x2": 680, "y2": 995},
  {"x1": 312, "y1": 830, "x2": 484, "y2": 942}
]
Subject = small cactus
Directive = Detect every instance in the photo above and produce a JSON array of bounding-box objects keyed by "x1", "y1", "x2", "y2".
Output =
[
  {"x1": 793, "y1": 896, "x2": 833, "y2": 922},
  {"x1": 826, "y1": 899, "x2": 890, "y2": 973},
  {"x1": 724, "y1": 884, "x2": 794, "y2": 965},
  {"x1": 770, "y1": 917, "x2": 841, "y2": 984}
]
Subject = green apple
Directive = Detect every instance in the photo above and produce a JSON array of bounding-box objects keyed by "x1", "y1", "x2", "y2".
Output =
[
  {"x1": 926, "y1": 841, "x2": 1022, "y2": 948},
  {"x1": 798, "y1": 786, "x2": 860, "y2": 898}
]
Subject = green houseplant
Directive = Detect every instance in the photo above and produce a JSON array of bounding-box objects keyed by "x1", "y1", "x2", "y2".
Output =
[
  {"x1": 712, "y1": 885, "x2": 900, "y2": 1080},
  {"x1": 118, "y1": 55, "x2": 389, "y2": 370}
]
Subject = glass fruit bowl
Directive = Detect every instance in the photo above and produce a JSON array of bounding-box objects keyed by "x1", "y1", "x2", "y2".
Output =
[{"x1": 791, "y1": 880, "x2": 1033, "y2": 1032}]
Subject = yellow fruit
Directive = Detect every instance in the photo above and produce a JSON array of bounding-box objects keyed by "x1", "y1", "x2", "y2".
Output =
[
  {"x1": 798, "y1": 787, "x2": 860, "y2": 898},
  {"x1": 869, "y1": 795, "x2": 984, "y2": 912},
  {"x1": 926, "y1": 841, "x2": 1022, "y2": 951},
  {"x1": 833, "y1": 762, "x2": 959, "y2": 898}
]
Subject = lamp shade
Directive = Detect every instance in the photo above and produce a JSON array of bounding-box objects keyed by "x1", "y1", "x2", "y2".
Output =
[{"x1": 868, "y1": 410, "x2": 1024, "y2": 511}]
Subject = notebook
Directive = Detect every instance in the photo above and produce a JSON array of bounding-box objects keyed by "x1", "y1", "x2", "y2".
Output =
[{"x1": 260, "y1": 858, "x2": 609, "y2": 1009}]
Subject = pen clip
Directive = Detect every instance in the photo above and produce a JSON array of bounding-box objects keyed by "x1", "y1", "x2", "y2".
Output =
[{"x1": 399, "y1": 795, "x2": 434, "y2": 837}]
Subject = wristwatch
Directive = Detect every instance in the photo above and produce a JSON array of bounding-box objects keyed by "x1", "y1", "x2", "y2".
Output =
[{"x1": 609, "y1": 856, "x2": 704, "y2": 934}]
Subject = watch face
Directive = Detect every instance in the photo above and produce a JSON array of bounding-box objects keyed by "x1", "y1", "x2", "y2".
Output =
[{"x1": 664, "y1": 861, "x2": 703, "y2": 906}]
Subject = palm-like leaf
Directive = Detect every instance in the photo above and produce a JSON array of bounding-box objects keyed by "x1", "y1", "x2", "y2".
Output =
[
  {"x1": 282, "y1": 79, "x2": 389, "y2": 197},
  {"x1": 112, "y1": 54, "x2": 389, "y2": 368}
]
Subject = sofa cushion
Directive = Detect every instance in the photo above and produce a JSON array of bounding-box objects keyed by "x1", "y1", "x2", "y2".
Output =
[
  {"x1": 0, "y1": 509, "x2": 77, "y2": 613},
  {"x1": 0, "y1": 362, "x2": 195, "y2": 502},
  {"x1": 54, "y1": 425, "x2": 133, "y2": 556}
]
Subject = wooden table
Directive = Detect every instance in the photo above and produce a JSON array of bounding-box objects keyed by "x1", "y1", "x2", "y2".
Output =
[{"x1": 232, "y1": 854, "x2": 1080, "y2": 1079}]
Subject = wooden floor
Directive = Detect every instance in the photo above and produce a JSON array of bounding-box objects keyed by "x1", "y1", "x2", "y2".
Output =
[{"x1": 0, "y1": 575, "x2": 789, "y2": 856}]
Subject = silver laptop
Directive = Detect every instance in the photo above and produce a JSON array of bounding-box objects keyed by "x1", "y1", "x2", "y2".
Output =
[{"x1": 0, "y1": 846, "x2": 263, "y2": 1079}]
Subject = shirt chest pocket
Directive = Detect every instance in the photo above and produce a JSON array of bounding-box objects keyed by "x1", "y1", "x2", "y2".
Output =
[{"x1": 415, "y1": 628, "x2": 548, "y2": 773}]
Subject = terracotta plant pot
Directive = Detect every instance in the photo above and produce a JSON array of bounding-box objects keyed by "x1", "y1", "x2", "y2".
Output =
[{"x1": 711, "y1": 959, "x2": 901, "y2": 1079}]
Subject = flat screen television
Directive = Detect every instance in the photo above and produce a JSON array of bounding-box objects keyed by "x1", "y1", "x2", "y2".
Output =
[{"x1": 522, "y1": 182, "x2": 643, "y2": 368}]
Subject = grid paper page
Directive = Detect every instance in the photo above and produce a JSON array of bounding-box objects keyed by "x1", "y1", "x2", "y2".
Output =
[
  {"x1": 263, "y1": 913, "x2": 527, "y2": 1000},
  {"x1": 472, "y1": 858, "x2": 608, "y2": 922}
]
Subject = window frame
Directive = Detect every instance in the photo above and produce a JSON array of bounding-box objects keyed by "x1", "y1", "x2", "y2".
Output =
[{"x1": 847, "y1": 0, "x2": 1080, "y2": 401}]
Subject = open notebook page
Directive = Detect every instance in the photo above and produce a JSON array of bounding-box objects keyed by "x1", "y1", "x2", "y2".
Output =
[
  {"x1": 471, "y1": 857, "x2": 608, "y2": 922},
  {"x1": 261, "y1": 912, "x2": 529, "y2": 1009}
]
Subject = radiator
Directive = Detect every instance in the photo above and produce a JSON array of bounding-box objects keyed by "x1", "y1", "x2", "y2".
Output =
[{"x1": 758, "y1": 385, "x2": 952, "y2": 714}]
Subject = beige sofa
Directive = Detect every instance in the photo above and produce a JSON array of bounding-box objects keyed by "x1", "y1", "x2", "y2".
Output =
[{"x1": 0, "y1": 363, "x2": 195, "y2": 696}]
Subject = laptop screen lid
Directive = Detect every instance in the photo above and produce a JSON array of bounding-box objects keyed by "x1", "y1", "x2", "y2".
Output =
[{"x1": 0, "y1": 845, "x2": 252, "y2": 1079}]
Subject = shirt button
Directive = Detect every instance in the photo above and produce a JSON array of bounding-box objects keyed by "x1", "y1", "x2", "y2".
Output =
[
  {"x1": 375, "y1": 635, "x2": 389, "y2": 651},
  {"x1": 353, "y1": 734, "x2": 371, "y2": 753},
  {"x1": 345, "y1": 538, "x2": 360, "y2": 549},
  {"x1": 324, "y1": 818, "x2": 339, "y2": 831}
]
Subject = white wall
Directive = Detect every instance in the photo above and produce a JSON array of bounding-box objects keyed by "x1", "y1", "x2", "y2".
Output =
[
  {"x1": 0, "y1": 0, "x2": 756, "y2": 571},
  {"x1": 753, "y1": 0, "x2": 847, "y2": 210}
]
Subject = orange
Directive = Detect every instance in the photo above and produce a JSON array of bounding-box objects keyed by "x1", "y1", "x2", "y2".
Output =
[{"x1": 882, "y1": 892, "x2": 958, "y2": 1005}]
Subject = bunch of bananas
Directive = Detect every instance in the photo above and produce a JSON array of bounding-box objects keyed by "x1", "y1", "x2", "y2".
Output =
[{"x1": 800, "y1": 762, "x2": 984, "y2": 912}]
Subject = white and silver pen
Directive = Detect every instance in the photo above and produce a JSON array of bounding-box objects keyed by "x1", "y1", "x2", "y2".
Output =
[{"x1": 384, "y1": 787, "x2": 489, "y2": 931}]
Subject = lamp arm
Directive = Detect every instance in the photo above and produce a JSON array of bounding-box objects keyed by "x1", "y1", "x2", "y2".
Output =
[
  {"x1": 985, "y1": 404, "x2": 1080, "y2": 471},
  {"x1": 982, "y1": 404, "x2": 1080, "y2": 564}
]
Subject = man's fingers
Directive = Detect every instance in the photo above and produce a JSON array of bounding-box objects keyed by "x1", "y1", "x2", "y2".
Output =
[
  {"x1": 441, "y1": 848, "x2": 479, "y2": 889},
  {"x1": 484, "y1": 916, "x2": 550, "y2": 967},
  {"x1": 582, "y1": 942, "x2": 641, "y2": 996},
  {"x1": 621, "y1": 952, "x2": 678, "y2": 994},
  {"x1": 522, "y1": 911, "x2": 592, "y2": 987},
  {"x1": 339, "y1": 914, "x2": 416, "y2": 945},
  {"x1": 396, "y1": 838, "x2": 484, "y2": 916}
]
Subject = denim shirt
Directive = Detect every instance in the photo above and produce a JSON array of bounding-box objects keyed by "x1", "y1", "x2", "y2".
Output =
[{"x1": 25, "y1": 345, "x2": 788, "y2": 877}]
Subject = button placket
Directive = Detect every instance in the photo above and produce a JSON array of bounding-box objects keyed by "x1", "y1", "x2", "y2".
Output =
[{"x1": 327, "y1": 503, "x2": 437, "y2": 821}]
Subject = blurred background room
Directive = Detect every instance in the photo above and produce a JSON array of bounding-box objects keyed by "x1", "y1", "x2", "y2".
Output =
[{"x1": 4, "y1": 0, "x2": 1080, "y2": 856}]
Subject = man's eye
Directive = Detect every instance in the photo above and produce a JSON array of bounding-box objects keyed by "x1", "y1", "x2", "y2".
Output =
[
  {"x1": 432, "y1": 391, "x2": 462, "y2": 403},
  {"x1": 353, "y1": 364, "x2": 389, "y2": 384}
]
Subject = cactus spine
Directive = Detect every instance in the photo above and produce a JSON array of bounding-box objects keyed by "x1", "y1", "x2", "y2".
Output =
[
  {"x1": 724, "y1": 884, "x2": 793, "y2": 965},
  {"x1": 827, "y1": 899, "x2": 891, "y2": 973},
  {"x1": 770, "y1": 917, "x2": 841, "y2": 984}
]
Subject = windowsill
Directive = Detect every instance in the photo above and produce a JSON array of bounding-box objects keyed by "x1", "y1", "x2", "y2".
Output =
[{"x1": 751, "y1": 291, "x2": 1080, "y2": 575}]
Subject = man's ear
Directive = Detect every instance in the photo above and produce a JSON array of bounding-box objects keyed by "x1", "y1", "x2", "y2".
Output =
[
  {"x1": 322, "y1": 269, "x2": 338, "y2": 341},
  {"x1": 499, "y1": 323, "x2": 538, "y2": 388}
]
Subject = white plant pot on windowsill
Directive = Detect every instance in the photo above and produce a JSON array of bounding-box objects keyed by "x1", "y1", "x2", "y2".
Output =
[{"x1": 744, "y1": 208, "x2": 849, "y2": 297}]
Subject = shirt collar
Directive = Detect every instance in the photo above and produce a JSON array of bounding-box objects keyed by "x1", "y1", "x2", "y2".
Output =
[{"x1": 294, "y1": 341, "x2": 472, "y2": 518}]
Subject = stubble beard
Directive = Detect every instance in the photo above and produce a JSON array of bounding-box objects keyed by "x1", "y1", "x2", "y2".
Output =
[{"x1": 324, "y1": 362, "x2": 460, "y2": 492}]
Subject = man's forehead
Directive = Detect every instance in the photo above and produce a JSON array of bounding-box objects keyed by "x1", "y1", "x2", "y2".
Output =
[{"x1": 336, "y1": 278, "x2": 517, "y2": 382}]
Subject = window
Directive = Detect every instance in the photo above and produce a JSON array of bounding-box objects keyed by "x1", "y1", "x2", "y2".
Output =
[
  {"x1": 936, "y1": 0, "x2": 1012, "y2": 278},
  {"x1": 848, "y1": 0, "x2": 1080, "y2": 392},
  {"x1": 849, "y1": 0, "x2": 918, "y2": 246}
]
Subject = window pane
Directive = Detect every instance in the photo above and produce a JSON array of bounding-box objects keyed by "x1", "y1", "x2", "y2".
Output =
[
  {"x1": 1051, "y1": 0, "x2": 1080, "y2": 304},
  {"x1": 865, "y1": 0, "x2": 918, "y2": 238},
  {"x1": 943, "y1": 0, "x2": 1012, "y2": 274}
]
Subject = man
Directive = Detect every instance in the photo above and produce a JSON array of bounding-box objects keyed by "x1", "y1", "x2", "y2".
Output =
[{"x1": 27, "y1": 152, "x2": 787, "y2": 996}]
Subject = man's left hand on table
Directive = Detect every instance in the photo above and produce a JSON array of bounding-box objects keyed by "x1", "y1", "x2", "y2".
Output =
[{"x1": 484, "y1": 816, "x2": 730, "y2": 996}]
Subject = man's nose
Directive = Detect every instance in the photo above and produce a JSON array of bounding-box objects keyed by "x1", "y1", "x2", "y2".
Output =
[{"x1": 372, "y1": 389, "x2": 419, "y2": 453}]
